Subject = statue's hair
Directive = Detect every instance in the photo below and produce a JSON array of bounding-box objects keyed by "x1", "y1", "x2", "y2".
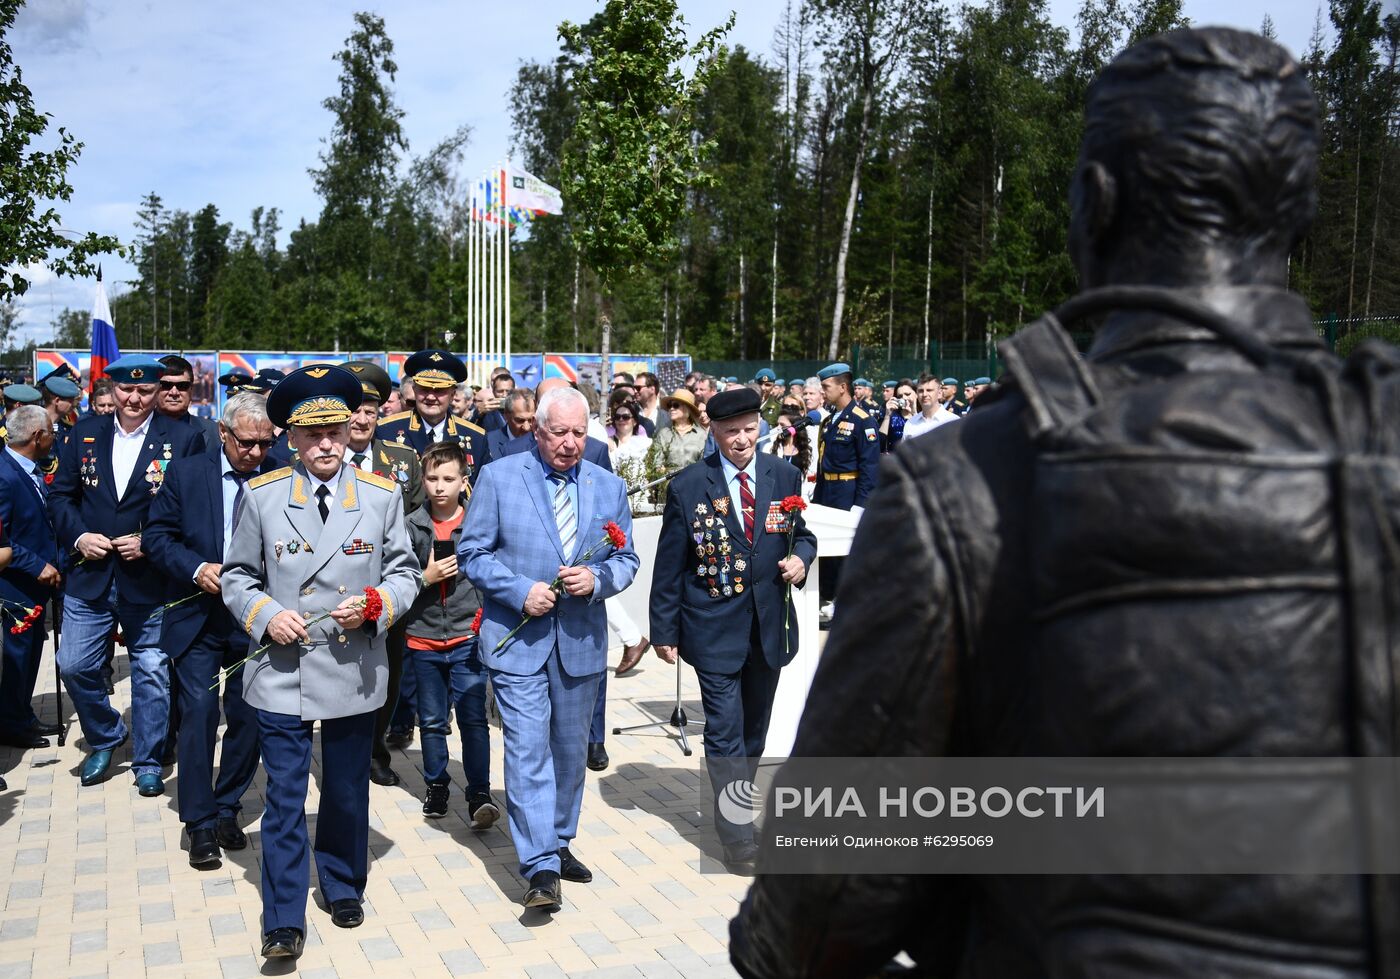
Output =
[{"x1": 1080, "y1": 28, "x2": 1318, "y2": 257}]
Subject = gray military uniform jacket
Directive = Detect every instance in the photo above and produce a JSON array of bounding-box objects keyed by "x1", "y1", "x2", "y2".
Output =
[{"x1": 221, "y1": 462, "x2": 421, "y2": 720}]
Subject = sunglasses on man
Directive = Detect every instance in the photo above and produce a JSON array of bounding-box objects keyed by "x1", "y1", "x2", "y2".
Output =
[
  {"x1": 228, "y1": 435, "x2": 277, "y2": 450},
  {"x1": 159, "y1": 380, "x2": 193, "y2": 392}
]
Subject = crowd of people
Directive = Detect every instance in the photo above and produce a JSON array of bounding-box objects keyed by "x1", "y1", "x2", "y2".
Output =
[{"x1": 0, "y1": 343, "x2": 966, "y2": 960}]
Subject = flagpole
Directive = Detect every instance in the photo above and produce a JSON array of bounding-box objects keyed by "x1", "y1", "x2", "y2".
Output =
[
  {"x1": 466, "y1": 186, "x2": 474, "y2": 376},
  {"x1": 504, "y1": 163, "x2": 512, "y2": 370},
  {"x1": 491, "y1": 165, "x2": 501, "y2": 381}
]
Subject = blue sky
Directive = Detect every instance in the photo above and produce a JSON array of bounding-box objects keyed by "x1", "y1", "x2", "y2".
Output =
[{"x1": 8, "y1": 0, "x2": 1320, "y2": 346}]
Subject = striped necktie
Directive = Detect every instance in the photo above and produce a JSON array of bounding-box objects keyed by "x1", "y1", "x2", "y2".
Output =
[
  {"x1": 549, "y1": 470, "x2": 577, "y2": 560},
  {"x1": 737, "y1": 470, "x2": 755, "y2": 543}
]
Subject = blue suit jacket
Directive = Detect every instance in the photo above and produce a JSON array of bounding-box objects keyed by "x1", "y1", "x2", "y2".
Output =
[
  {"x1": 485, "y1": 425, "x2": 513, "y2": 464},
  {"x1": 0, "y1": 450, "x2": 58, "y2": 607},
  {"x1": 461, "y1": 448, "x2": 638, "y2": 677},
  {"x1": 497, "y1": 431, "x2": 613, "y2": 473},
  {"x1": 649, "y1": 452, "x2": 817, "y2": 673},
  {"x1": 48, "y1": 412, "x2": 201, "y2": 605},
  {"x1": 144, "y1": 444, "x2": 282, "y2": 657}
]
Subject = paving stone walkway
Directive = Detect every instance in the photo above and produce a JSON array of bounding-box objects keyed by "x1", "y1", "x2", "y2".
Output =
[{"x1": 0, "y1": 638, "x2": 746, "y2": 978}]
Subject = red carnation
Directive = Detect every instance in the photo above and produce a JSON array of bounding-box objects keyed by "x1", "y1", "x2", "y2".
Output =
[
  {"x1": 362, "y1": 587, "x2": 384, "y2": 623},
  {"x1": 605, "y1": 520, "x2": 627, "y2": 550},
  {"x1": 780, "y1": 495, "x2": 807, "y2": 513},
  {"x1": 43, "y1": 473, "x2": 54, "y2": 485},
  {"x1": 470, "y1": 608, "x2": 483, "y2": 635}
]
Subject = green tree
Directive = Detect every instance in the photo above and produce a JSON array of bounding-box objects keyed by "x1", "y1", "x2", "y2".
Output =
[
  {"x1": 310, "y1": 11, "x2": 408, "y2": 283},
  {"x1": 0, "y1": 0, "x2": 123, "y2": 300},
  {"x1": 558, "y1": 0, "x2": 734, "y2": 372}
]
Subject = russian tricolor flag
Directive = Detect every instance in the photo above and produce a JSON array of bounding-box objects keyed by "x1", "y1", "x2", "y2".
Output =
[{"x1": 89, "y1": 268, "x2": 119, "y2": 391}]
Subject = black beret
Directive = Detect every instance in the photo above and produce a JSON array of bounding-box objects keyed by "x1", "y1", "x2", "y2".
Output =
[{"x1": 705, "y1": 387, "x2": 762, "y2": 422}]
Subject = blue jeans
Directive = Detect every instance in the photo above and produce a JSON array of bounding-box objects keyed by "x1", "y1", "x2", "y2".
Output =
[
  {"x1": 57, "y1": 582, "x2": 168, "y2": 776},
  {"x1": 413, "y1": 639, "x2": 489, "y2": 792},
  {"x1": 390, "y1": 647, "x2": 417, "y2": 733}
]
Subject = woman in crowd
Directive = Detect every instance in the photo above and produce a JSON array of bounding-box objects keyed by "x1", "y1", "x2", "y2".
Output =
[
  {"x1": 606, "y1": 389, "x2": 652, "y2": 472},
  {"x1": 647, "y1": 388, "x2": 707, "y2": 472},
  {"x1": 770, "y1": 402, "x2": 816, "y2": 498},
  {"x1": 879, "y1": 379, "x2": 918, "y2": 452}
]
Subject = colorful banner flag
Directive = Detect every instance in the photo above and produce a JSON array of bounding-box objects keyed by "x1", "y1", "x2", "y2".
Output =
[
  {"x1": 505, "y1": 163, "x2": 564, "y2": 216},
  {"x1": 89, "y1": 271, "x2": 120, "y2": 391}
]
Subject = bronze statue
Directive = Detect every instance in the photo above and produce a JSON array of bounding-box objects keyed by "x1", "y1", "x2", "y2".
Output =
[{"x1": 731, "y1": 27, "x2": 1400, "y2": 978}]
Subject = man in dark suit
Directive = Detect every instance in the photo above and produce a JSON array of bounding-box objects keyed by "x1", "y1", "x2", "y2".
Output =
[
  {"x1": 485, "y1": 388, "x2": 536, "y2": 461},
  {"x1": 649, "y1": 387, "x2": 816, "y2": 873},
  {"x1": 144, "y1": 392, "x2": 271, "y2": 867},
  {"x1": 156, "y1": 355, "x2": 220, "y2": 452},
  {"x1": 49, "y1": 354, "x2": 201, "y2": 793},
  {"x1": 0, "y1": 405, "x2": 63, "y2": 748}
]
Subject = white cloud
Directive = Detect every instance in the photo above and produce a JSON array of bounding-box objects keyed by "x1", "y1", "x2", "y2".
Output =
[{"x1": 12, "y1": 0, "x2": 90, "y2": 53}]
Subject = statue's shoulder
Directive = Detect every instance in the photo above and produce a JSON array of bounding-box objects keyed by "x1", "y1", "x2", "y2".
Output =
[
  {"x1": 249, "y1": 467, "x2": 293, "y2": 490},
  {"x1": 354, "y1": 468, "x2": 397, "y2": 493}
]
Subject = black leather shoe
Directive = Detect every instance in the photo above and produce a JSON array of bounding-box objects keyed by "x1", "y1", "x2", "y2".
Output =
[
  {"x1": 102, "y1": 670, "x2": 115, "y2": 695},
  {"x1": 369, "y1": 760, "x2": 401, "y2": 786},
  {"x1": 214, "y1": 817, "x2": 247, "y2": 851},
  {"x1": 261, "y1": 927, "x2": 304, "y2": 958},
  {"x1": 586, "y1": 742, "x2": 609, "y2": 772},
  {"x1": 523, "y1": 870, "x2": 561, "y2": 913},
  {"x1": 0, "y1": 775, "x2": 6, "y2": 790},
  {"x1": 384, "y1": 728, "x2": 414, "y2": 748},
  {"x1": 188, "y1": 828, "x2": 221, "y2": 868},
  {"x1": 31, "y1": 722, "x2": 62, "y2": 737},
  {"x1": 330, "y1": 898, "x2": 364, "y2": 928},
  {"x1": 723, "y1": 840, "x2": 759, "y2": 876},
  {"x1": 0, "y1": 731, "x2": 49, "y2": 749},
  {"x1": 559, "y1": 847, "x2": 593, "y2": 883}
]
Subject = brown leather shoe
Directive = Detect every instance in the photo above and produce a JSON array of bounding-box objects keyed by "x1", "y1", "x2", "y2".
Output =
[{"x1": 615, "y1": 637, "x2": 651, "y2": 676}]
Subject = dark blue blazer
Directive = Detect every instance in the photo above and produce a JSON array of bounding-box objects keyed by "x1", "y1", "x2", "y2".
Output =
[
  {"x1": 485, "y1": 425, "x2": 512, "y2": 463},
  {"x1": 144, "y1": 444, "x2": 281, "y2": 657},
  {"x1": 497, "y1": 431, "x2": 614, "y2": 473},
  {"x1": 166, "y1": 411, "x2": 220, "y2": 453},
  {"x1": 0, "y1": 450, "x2": 58, "y2": 607},
  {"x1": 48, "y1": 412, "x2": 201, "y2": 605},
  {"x1": 649, "y1": 452, "x2": 816, "y2": 673},
  {"x1": 266, "y1": 430, "x2": 294, "y2": 468}
]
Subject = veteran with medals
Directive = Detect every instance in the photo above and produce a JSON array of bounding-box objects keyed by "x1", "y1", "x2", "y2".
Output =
[
  {"x1": 48, "y1": 355, "x2": 202, "y2": 792},
  {"x1": 220, "y1": 365, "x2": 420, "y2": 960},
  {"x1": 648, "y1": 388, "x2": 816, "y2": 874}
]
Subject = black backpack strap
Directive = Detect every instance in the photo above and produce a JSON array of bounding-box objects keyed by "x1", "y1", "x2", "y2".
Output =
[{"x1": 998, "y1": 312, "x2": 1101, "y2": 440}]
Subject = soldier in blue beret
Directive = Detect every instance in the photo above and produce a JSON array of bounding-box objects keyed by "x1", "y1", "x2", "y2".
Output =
[
  {"x1": 940, "y1": 376, "x2": 968, "y2": 415},
  {"x1": 813, "y1": 363, "x2": 880, "y2": 617},
  {"x1": 49, "y1": 353, "x2": 203, "y2": 794},
  {"x1": 378, "y1": 350, "x2": 490, "y2": 483}
]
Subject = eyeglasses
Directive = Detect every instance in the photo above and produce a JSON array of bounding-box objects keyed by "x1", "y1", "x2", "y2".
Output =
[
  {"x1": 159, "y1": 380, "x2": 193, "y2": 392},
  {"x1": 613, "y1": 413, "x2": 633, "y2": 421},
  {"x1": 229, "y1": 435, "x2": 276, "y2": 450}
]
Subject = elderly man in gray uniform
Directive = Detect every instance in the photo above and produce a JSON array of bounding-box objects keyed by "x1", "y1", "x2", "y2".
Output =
[{"x1": 221, "y1": 364, "x2": 420, "y2": 960}]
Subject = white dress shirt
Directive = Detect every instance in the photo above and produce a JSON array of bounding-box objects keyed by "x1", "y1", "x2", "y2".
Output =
[
  {"x1": 111, "y1": 412, "x2": 154, "y2": 500},
  {"x1": 903, "y1": 405, "x2": 960, "y2": 441}
]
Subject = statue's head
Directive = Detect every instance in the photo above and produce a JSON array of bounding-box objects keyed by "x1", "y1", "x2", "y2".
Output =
[{"x1": 1070, "y1": 28, "x2": 1318, "y2": 290}]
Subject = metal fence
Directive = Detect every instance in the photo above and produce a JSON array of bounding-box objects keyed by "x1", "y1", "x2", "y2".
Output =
[{"x1": 697, "y1": 315, "x2": 1400, "y2": 387}]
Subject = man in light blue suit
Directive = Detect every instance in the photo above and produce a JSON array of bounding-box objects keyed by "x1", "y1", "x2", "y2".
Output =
[{"x1": 461, "y1": 386, "x2": 638, "y2": 913}]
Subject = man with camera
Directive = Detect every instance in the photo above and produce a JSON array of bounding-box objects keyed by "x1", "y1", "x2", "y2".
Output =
[{"x1": 903, "y1": 374, "x2": 961, "y2": 441}]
